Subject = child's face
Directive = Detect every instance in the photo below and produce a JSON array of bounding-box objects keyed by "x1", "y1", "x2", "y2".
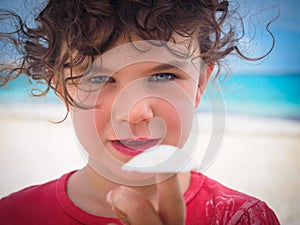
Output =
[{"x1": 69, "y1": 36, "x2": 209, "y2": 179}]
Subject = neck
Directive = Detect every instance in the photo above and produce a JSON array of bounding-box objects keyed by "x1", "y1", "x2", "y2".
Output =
[{"x1": 67, "y1": 165, "x2": 191, "y2": 217}]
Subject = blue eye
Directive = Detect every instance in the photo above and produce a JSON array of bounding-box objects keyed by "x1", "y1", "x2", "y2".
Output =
[
  {"x1": 149, "y1": 73, "x2": 177, "y2": 82},
  {"x1": 88, "y1": 75, "x2": 114, "y2": 84}
]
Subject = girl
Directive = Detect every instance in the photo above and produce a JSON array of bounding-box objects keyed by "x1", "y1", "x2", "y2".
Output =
[{"x1": 0, "y1": 1, "x2": 280, "y2": 224}]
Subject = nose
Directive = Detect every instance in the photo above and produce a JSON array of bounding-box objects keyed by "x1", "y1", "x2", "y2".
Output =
[
  {"x1": 128, "y1": 98, "x2": 154, "y2": 124},
  {"x1": 116, "y1": 98, "x2": 154, "y2": 124}
]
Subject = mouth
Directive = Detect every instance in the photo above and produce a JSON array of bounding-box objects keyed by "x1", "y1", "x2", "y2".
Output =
[{"x1": 110, "y1": 138, "x2": 161, "y2": 156}]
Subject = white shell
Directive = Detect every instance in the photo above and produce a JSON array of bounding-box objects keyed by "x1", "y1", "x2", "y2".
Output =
[{"x1": 122, "y1": 145, "x2": 200, "y2": 173}]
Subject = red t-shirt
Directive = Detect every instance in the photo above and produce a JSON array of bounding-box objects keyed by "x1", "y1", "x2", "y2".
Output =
[{"x1": 0, "y1": 171, "x2": 280, "y2": 225}]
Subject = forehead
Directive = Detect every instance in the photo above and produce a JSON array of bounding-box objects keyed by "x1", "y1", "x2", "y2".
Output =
[
  {"x1": 88, "y1": 39, "x2": 202, "y2": 79},
  {"x1": 91, "y1": 33, "x2": 200, "y2": 65},
  {"x1": 104, "y1": 34, "x2": 200, "y2": 54},
  {"x1": 69, "y1": 34, "x2": 201, "y2": 77}
]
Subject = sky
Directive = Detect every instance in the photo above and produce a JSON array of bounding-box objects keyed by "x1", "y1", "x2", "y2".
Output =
[
  {"x1": 225, "y1": 0, "x2": 300, "y2": 74},
  {"x1": 269, "y1": 0, "x2": 300, "y2": 74},
  {"x1": 0, "y1": 0, "x2": 299, "y2": 75}
]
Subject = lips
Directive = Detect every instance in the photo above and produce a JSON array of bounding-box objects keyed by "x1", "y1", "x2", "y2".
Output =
[{"x1": 110, "y1": 138, "x2": 160, "y2": 156}]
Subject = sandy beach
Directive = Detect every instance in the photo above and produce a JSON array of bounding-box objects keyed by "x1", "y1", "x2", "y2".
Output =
[{"x1": 0, "y1": 104, "x2": 299, "y2": 225}]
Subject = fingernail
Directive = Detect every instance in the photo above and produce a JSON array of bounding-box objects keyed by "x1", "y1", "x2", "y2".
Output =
[
  {"x1": 113, "y1": 206, "x2": 131, "y2": 225},
  {"x1": 106, "y1": 190, "x2": 113, "y2": 205}
]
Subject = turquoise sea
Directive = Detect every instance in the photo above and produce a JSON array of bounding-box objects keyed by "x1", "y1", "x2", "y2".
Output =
[
  {"x1": 201, "y1": 73, "x2": 300, "y2": 120},
  {"x1": 0, "y1": 73, "x2": 300, "y2": 121}
]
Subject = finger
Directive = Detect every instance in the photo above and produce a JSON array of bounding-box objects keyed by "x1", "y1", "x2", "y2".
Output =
[
  {"x1": 112, "y1": 206, "x2": 131, "y2": 225},
  {"x1": 107, "y1": 186, "x2": 163, "y2": 225},
  {"x1": 156, "y1": 174, "x2": 186, "y2": 225}
]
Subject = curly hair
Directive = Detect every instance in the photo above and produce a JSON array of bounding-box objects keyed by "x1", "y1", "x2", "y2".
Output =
[{"x1": 0, "y1": 0, "x2": 276, "y2": 111}]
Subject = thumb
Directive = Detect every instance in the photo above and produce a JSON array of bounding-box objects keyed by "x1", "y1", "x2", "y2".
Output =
[{"x1": 106, "y1": 186, "x2": 163, "y2": 225}]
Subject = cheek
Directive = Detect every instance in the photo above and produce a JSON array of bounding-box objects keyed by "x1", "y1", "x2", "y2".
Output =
[
  {"x1": 72, "y1": 106, "x2": 103, "y2": 158},
  {"x1": 94, "y1": 98, "x2": 113, "y2": 135},
  {"x1": 161, "y1": 106, "x2": 181, "y2": 129},
  {"x1": 182, "y1": 82, "x2": 199, "y2": 105},
  {"x1": 94, "y1": 111, "x2": 108, "y2": 136},
  {"x1": 155, "y1": 100, "x2": 194, "y2": 147}
]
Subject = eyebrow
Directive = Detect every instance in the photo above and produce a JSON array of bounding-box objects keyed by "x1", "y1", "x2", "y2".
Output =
[
  {"x1": 146, "y1": 60, "x2": 189, "y2": 73},
  {"x1": 88, "y1": 60, "x2": 189, "y2": 75}
]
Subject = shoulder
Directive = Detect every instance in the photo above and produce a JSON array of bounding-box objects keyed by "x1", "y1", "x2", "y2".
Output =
[
  {"x1": 0, "y1": 178, "x2": 57, "y2": 209},
  {"x1": 185, "y1": 171, "x2": 280, "y2": 225},
  {"x1": 186, "y1": 171, "x2": 255, "y2": 205},
  {"x1": 0, "y1": 172, "x2": 74, "y2": 224}
]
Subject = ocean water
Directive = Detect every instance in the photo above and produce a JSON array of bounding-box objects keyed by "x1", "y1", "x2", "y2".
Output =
[
  {"x1": 0, "y1": 73, "x2": 300, "y2": 120},
  {"x1": 200, "y1": 73, "x2": 300, "y2": 120}
]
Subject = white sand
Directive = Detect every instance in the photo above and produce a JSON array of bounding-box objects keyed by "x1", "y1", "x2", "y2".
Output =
[{"x1": 0, "y1": 105, "x2": 299, "y2": 224}]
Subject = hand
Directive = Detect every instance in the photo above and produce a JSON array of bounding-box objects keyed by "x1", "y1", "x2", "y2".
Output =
[{"x1": 106, "y1": 174, "x2": 186, "y2": 225}]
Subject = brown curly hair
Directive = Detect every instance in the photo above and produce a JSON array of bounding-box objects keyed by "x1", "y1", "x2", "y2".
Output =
[{"x1": 0, "y1": 0, "x2": 276, "y2": 111}]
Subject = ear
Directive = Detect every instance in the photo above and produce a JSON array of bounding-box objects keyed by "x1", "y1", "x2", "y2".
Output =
[
  {"x1": 51, "y1": 74, "x2": 60, "y2": 91},
  {"x1": 195, "y1": 64, "x2": 214, "y2": 108}
]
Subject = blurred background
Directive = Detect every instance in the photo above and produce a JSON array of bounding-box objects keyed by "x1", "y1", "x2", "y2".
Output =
[{"x1": 0, "y1": 0, "x2": 299, "y2": 224}]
